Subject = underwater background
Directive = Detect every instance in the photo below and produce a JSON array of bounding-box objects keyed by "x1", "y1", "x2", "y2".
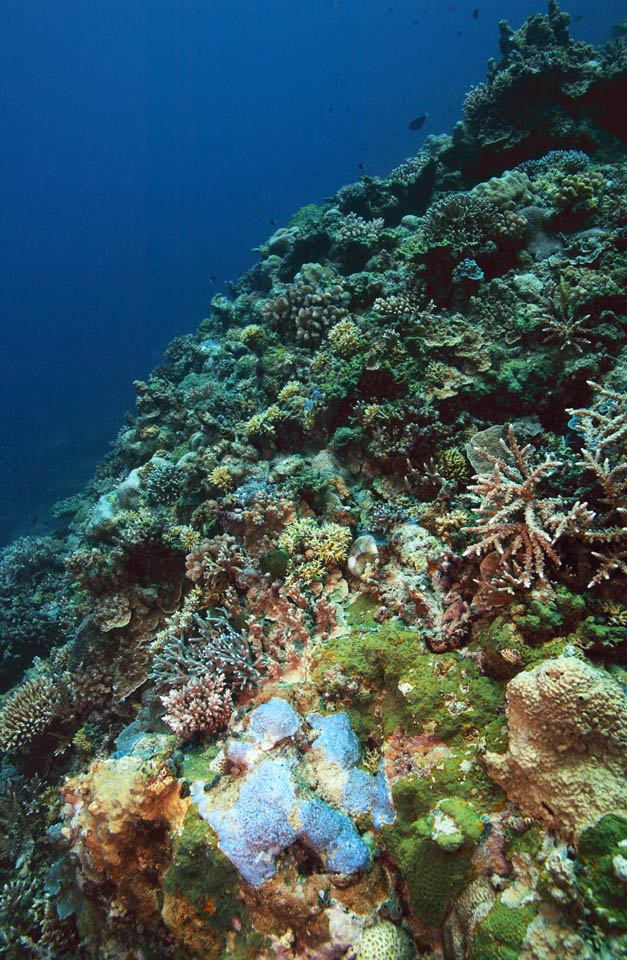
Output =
[
  {"x1": 1, "y1": 2, "x2": 627, "y2": 957},
  {"x1": 1, "y1": 0, "x2": 624, "y2": 546}
]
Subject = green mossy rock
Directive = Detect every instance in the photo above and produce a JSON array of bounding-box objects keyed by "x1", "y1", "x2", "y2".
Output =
[
  {"x1": 471, "y1": 899, "x2": 538, "y2": 960},
  {"x1": 578, "y1": 814, "x2": 627, "y2": 931}
]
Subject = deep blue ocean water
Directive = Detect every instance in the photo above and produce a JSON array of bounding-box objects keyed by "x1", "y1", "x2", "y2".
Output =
[{"x1": 1, "y1": 0, "x2": 624, "y2": 546}]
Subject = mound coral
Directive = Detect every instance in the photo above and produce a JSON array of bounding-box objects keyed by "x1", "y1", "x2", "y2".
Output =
[{"x1": 485, "y1": 656, "x2": 627, "y2": 836}]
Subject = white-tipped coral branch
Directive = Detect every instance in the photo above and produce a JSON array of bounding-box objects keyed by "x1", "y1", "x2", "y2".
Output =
[{"x1": 464, "y1": 425, "x2": 593, "y2": 593}]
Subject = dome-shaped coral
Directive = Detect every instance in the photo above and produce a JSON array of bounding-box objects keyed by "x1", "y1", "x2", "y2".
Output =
[{"x1": 357, "y1": 920, "x2": 414, "y2": 960}]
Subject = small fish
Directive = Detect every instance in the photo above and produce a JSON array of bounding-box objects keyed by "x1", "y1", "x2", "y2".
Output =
[
  {"x1": 573, "y1": 13, "x2": 583, "y2": 21},
  {"x1": 358, "y1": 163, "x2": 364, "y2": 169},
  {"x1": 456, "y1": 28, "x2": 463, "y2": 37},
  {"x1": 269, "y1": 219, "x2": 276, "y2": 225},
  {"x1": 472, "y1": 7, "x2": 479, "y2": 18},
  {"x1": 209, "y1": 275, "x2": 216, "y2": 283},
  {"x1": 408, "y1": 113, "x2": 427, "y2": 131}
]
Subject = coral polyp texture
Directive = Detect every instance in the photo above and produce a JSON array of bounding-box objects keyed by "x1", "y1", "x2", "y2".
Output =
[{"x1": 1, "y1": 3, "x2": 627, "y2": 958}]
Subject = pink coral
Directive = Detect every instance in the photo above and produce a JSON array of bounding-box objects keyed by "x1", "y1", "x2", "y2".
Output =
[
  {"x1": 464, "y1": 425, "x2": 593, "y2": 593},
  {"x1": 160, "y1": 672, "x2": 233, "y2": 740}
]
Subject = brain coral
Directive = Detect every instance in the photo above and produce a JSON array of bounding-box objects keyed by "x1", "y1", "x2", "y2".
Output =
[
  {"x1": 485, "y1": 656, "x2": 627, "y2": 837},
  {"x1": 357, "y1": 920, "x2": 414, "y2": 960}
]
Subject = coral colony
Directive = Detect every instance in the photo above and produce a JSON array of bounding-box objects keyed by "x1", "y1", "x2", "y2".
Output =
[{"x1": 1, "y1": 3, "x2": 627, "y2": 958}]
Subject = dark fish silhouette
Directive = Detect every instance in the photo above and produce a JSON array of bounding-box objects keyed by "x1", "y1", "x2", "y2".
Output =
[
  {"x1": 209, "y1": 275, "x2": 216, "y2": 283},
  {"x1": 269, "y1": 219, "x2": 276, "y2": 225},
  {"x1": 573, "y1": 13, "x2": 583, "y2": 22},
  {"x1": 408, "y1": 113, "x2": 427, "y2": 131},
  {"x1": 358, "y1": 163, "x2": 365, "y2": 169},
  {"x1": 472, "y1": 8, "x2": 479, "y2": 19}
]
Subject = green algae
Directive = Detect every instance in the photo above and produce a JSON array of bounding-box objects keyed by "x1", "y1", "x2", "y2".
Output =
[
  {"x1": 163, "y1": 807, "x2": 271, "y2": 960},
  {"x1": 288, "y1": 202, "x2": 326, "y2": 230},
  {"x1": 381, "y1": 771, "x2": 499, "y2": 926},
  {"x1": 472, "y1": 900, "x2": 538, "y2": 960},
  {"x1": 180, "y1": 743, "x2": 222, "y2": 784},
  {"x1": 314, "y1": 620, "x2": 505, "y2": 742},
  {"x1": 494, "y1": 354, "x2": 558, "y2": 404},
  {"x1": 439, "y1": 798, "x2": 485, "y2": 844},
  {"x1": 578, "y1": 814, "x2": 627, "y2": 931},
  {"x1": 164, "y1": 809, "x2": 245, "y2": 935}
]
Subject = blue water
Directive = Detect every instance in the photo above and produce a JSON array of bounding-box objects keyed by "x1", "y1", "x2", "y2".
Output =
[{"x1": 0, "y1": 0, "x2": 623, "y2": 545}]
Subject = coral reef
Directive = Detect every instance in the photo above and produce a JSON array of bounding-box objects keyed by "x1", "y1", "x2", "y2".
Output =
[{"x1": 1, "y1": 4, "x2": 627, "y2": 958}]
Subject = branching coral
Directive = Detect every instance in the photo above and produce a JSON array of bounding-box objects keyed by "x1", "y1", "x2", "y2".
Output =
[
  {"x1": 567, "y1": 381, "x2": 627, "y2": 586},
  {"x1": 160, "y1": 672, "x2": 233, "y2": 739},
  {"x1": 532, "y1": 277, "x2": 591, "y2": 353},
  {"x1": 0, "y1": 675, "x2": 62, "y2": 753},
  {"x1": 278, "y1": 517, "x2": 352, "y2": 584},
  {"x1": 261, "y1": 280, "x2": 349, "y2": 346},
  {"x1": 464, "y1": 425, "x2": 593, "y2": 593},
  {"x1": 151, "y1": 612, "x2": 261, "y2": 693}
]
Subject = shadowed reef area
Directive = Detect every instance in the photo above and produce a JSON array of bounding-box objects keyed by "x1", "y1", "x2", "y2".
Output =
[{"x1": 1, "y1": 3, "x2": 627, "y2": 958}]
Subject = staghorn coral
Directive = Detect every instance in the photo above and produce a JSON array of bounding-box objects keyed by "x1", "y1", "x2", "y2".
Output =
[
  {"x1": 151, "y1": 611, "x2": 261, "y2": 693},
  {"x1": 532, "y1": 277, "x2": 591, "y2": 353},
  {"x1": 464, "y1": 425, "x2": 594, "y2": 594},
  {"x1": 567, "y1": 381, "x2": 627, "y2": 586}
]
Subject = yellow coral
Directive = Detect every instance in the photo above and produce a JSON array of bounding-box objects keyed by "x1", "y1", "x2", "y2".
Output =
[
  {"x1": 164, "y1": 525, "x2": 203, "y2": 551},
  {"x1": 73, "y1": 727, "x2": 94, "y2": 756},
  {"x1": 209, "y1": 465, "x2": 235, "y2": 493},
  {"x1": 244, "y1": 404, "x2": 281, "y2": 442},
  {"x1": 548, "y1": 170, "x2": 607, "y2": 210},
  {"x1": 327, "y1": 318, "x2": 364, "y2": 358},
  {"x1": 240, "y1": 323, "x2": 265, "y2": 352},
  {"x1": 278, "y1": 380, "x2": 304, "y2": 401},
  {"x1": 362, "y1": 404, "x2": 382, "y2": 427},
  {"x1": 279, "y1": 518, "x2": 352, "y2": 581}
]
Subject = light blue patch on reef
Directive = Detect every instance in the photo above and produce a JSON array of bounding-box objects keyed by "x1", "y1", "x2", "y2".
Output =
[
  {"x1": 192, "y1": 754, "x2": 371, "y2": 885},
  {"x1": 248, "y1": 697, "x2": 300, "y2": 747},
  {"x1": 372, "y1": 762, "x2": 396, "y2": 828},
  {"x1": 113, "y1": 720, "x2": 147, "y2": 757},
  {"x1": 193, "y1": 758, "x2": 299, "y2": 886},
  {"x1": 452, "y1": 257, "x2": 484, "y2": 282},
  {"x1": 306, "y1": 711, "x2": 361, "y2": 768},
  {"x1": 341, "y1": 767, "x2": 375, "y2": 816},
  {"x1": 297, "y1": 797, "x2": 371, "y2": 873}
]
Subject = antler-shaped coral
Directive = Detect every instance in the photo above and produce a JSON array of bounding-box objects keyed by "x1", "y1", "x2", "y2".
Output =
[
  {"x1": 567, "y1": 381, "x2": 627, "y2": 586},
  {"x1": 464, "y1": 425, "x2": 593, "y2": 592}
]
